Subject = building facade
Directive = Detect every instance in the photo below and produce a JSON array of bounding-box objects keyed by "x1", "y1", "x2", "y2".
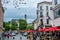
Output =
[
  {"x1": 0, "y1": 0, "x2": 4, "y2": 28},
  {"x1": 0, "y1": 0, "x2": 4, "y2": 34},
  {"x1": 32, "y1": 19, "x2": 38, "y2": 30},
  {"x1": 52, "y1": 0, "x2": 60, "y2": 26},
  {"x1": 37, "y1": 1, "x2": 52, "y2": 28}
]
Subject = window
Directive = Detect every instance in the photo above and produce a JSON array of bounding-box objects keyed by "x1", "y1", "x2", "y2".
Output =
[
  {"x1": 54, "y1": 0, "x2": 57, "y2": 5},
  {"x1": 46, "y1": 6, "x2": 48, "y2": 10},
  {"x1": 40, "y1": 19, "x2": 43, "y2": 25},
  {"x1": 54, "y1": 10, "x2": 59, "y2": 19},
  {"x1": 46, "y1": 12, "x2": 49, "y2": 16},
  {"x1": 40, "y1": 12, "x2": 43, "y2": 17},
  {"x1": 40, "y1": 6, "x2": 42, "y2": 10},
  {"x1": 47, "y1": 19, "x2": 49, "y2": 24},
  {"x1": 50, "y1": 7, "x2": 52, "y2": 10}
]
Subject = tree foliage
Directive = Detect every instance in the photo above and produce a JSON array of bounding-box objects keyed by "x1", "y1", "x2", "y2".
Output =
[
  {"x1": 19, "y1": 19, "x2": 27, "y2": 30},
  {"x1": 11, "y1": 21, "x2": 17, "y2": 30},
  {"x1": 3, "y1": 22, "x2": 5, "y2": 28},
  {"x1": 26, "y1": 26, "x2": 34, "y2": 30},
  {"x1": 4, "y1": 22, "x2": 10, "y2": 31}
]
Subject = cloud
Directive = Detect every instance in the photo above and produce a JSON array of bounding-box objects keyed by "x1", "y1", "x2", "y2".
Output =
[
  {"x1": 2, "y1": 0, "x2": 52, "y2": 8},
  {"x1": 3, "y1": 0, "x2": 52, "y2": 23}
]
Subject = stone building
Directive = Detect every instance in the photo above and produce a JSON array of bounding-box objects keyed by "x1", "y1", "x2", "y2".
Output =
[
  {"x1": 0, "y1": 0, "x2": 4, "y2": 33},
  {"x1": 52, "y1": 0, "x2": 60, "y2": 26}
]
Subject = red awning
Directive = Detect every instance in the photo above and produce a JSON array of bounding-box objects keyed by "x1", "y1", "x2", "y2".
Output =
[
  {"x1": 49, "y1": 27, "x2": 59, "y2": 31},
  {"x1": 42, "y1": 28, "x2": 50, "y2": 32},
  {"x1": 38, "y1": 28, "x2": 43, "y2": 32},
  {"x1": 38, "y1": 27, "x2": 60, "y2": 32},
  {"x1": 38, "y1": 28, "x2": 49, "y2": 32}
]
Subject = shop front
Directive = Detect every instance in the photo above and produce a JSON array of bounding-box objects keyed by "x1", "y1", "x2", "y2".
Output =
[{"x1": 38, "y1": 26, "x2": 60, "y2": 40}]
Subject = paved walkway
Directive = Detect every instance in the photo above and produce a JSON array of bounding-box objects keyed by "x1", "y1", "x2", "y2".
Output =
[
  {"x1": 2, "y1": 34, "x2": 40, "y2": 40},
  {"x1": 4, "y1": 34, "x2": 28, "y2": 40}
]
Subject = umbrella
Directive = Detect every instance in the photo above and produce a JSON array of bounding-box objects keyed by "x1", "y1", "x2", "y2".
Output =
[{"x1": 27, "y1": 30, "x2": 34, "y2": 33}]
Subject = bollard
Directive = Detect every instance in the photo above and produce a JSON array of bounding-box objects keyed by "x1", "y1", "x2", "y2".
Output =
[
  {"x1": 20, "y1": 37, "x2": 22, "y2": 39},
  {"x1": 13, "y1": 37, "x2": 15, "y2": 39},
  {"x1": 0, "y1": 37, "x2": 1, "y2": 40}
]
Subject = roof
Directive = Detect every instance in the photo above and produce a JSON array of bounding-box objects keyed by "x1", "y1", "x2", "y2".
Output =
[
  {"x1": 38, "y1": 1, "x2": 52, "y2": 4},
  {"x1": 37, "y1": 1, "x2": 52, "y2": 8}
]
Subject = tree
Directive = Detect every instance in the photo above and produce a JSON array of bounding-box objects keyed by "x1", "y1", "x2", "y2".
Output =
[
  {"x1": 26, "y1": 26, "x2": 34, "y2": 30},
  {"x1": 4, "y1": 22, "x2": 10, "y2": 31},
  {"x1": 3, "y1": 22, "x2": 5, "y2": 28},
  {"x1": 19, "y1": 19, "x2": 27, "y2": 30},
  {"x1": 11, "y1": 21, "x2": 17, "y2": 31}
]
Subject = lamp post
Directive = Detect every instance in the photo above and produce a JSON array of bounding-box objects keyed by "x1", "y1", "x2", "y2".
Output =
[{"x1": 24, "y1": 14, "x2": 27, "y2": 21}]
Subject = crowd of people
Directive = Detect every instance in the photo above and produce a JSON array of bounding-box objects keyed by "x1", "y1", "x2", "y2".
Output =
[
  {"x1": 28, "y1": 30, "x2": 39, "y2": 40},
  {"x1": 28, "y1": 30, "x2": 60, "y2": 40}
]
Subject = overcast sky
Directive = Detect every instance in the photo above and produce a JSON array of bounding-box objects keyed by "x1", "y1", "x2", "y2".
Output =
[{"x1": 3, "y1": 0, "x2": 52, "y2": 23}]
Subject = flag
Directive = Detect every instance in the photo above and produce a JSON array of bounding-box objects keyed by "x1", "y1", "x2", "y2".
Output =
[{"x1": 46, "y1": 16, "x2": 51, "y2": 20}]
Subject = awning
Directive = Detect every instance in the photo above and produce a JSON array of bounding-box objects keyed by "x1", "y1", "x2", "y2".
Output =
[
  {"x1": 38, "y1": 27, "x2": 60, "y2": 32},
  {"x1": 49, "y1": 27, "x2": 58, "y2": 31},
  {"x1": 38, "y1": 28, "x2": 49, "y2": 32},
  {"x1": 27, "y1": 30, "x2": 34, "y2": 33}
]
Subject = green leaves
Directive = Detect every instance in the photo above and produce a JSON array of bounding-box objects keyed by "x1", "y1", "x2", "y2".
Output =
[
  {"x1": 10, "y1": 21, "x2": 17, "y2": 30},
  {"x1": 19, "y1": 19, "x2": 27, "y2": 30},
  {"x1": 3, "y1": 22, "x2": 10, "y2": 31},
  {"x1": 26, "y1": 26, "x2": 34, "y2": 30}
]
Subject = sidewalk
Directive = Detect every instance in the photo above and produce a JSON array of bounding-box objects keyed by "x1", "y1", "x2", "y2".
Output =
[{"x1": 36, "y1": 36, "x2": 40, "y2": 40}]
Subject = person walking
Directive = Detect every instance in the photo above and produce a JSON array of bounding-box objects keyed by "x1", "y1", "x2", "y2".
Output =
[
  {"x1": 1, "y1": 32, "x2": 5, "y2": 40},
  {"x1": 33, "y1": 30, "x2": 37, "y2": 40}
]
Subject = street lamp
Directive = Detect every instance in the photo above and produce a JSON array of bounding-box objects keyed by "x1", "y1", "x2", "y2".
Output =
[{"x1": 24, "y1": 14, "x2": 27, "y2": 21}]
